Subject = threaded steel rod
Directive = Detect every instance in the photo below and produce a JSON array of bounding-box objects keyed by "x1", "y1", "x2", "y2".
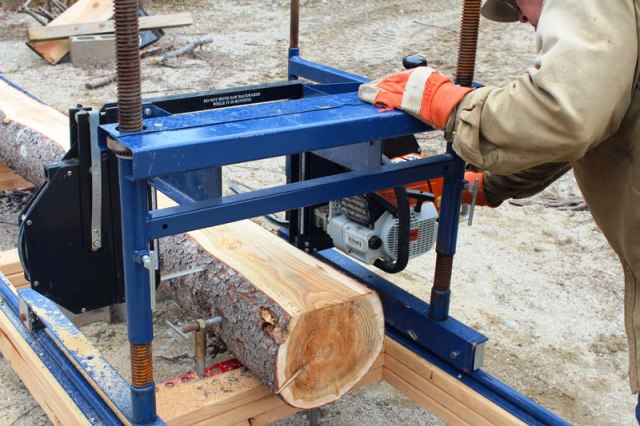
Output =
[
  {"x1": 290, "y1": 0, "x2": 300, "y2": 49},
  {"x1": 114, "y1": 0, "x2": 142, "y2": 132},
  {"x1": 455, "y1": 0, "x2": 481, "y2": 87}
]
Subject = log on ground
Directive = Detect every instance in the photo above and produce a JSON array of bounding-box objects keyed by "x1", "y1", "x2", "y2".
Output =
[{"x1": 0, "y1": 78, "x2": 386, "y2": 409}]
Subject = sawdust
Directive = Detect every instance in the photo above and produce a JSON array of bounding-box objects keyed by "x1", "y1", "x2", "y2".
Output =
[{"x1": 0, "y1": 0, "x2": 634, "y2": 425}]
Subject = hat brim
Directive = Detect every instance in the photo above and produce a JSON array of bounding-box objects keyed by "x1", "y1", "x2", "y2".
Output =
[{"x1": 481, "y1": 0, "x2": 520, "y2": 23}]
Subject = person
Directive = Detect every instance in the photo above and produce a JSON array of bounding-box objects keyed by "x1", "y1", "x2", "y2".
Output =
[{"x1": 359, "y1": 0, "x2": 640, "y2": 421}]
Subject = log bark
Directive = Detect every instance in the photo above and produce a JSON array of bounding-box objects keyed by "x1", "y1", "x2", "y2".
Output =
[{"x1": 0, "y1": 78, "x2": 385, "y2": 408}]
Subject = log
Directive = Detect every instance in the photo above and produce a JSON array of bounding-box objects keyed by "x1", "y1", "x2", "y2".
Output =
[{"x1": 0, "y1": 78, "x2": 385, "y2": 408}]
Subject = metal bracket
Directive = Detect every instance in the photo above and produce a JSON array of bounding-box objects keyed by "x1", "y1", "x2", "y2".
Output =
[
  {"x1": 141, "y1": 251, "x2": 157, "y2": 311},
  {"x1": 462, "y1": 177, "x2": 480, "y2": 226},
  {"x1": 160, "y1": 266, "x2": 206, "y2": 282},
  {"x1": 18, "y1": 294, "x2": 42, "y2": 332},
  {"x1": 88, "y1": 111, "x2": 103, "y2": 251}
]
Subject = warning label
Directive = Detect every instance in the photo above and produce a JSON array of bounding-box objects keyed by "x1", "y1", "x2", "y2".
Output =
[{"x1": 203, "y1": 91, "x2": 262, "y2": 107}]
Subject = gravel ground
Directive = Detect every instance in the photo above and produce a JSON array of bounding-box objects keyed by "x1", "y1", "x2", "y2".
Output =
[{"x1": 0, "y1": 0, "x2": 636, "y2": 425}]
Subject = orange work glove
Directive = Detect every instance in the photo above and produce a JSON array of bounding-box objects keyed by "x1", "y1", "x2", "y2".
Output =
[{"x1": 358, "y1": 67, "x2": 473, "y2": 129}]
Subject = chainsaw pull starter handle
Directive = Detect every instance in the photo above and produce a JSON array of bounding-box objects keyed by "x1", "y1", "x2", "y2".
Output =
[{"x1": 403, "y1": 54, "x2": 428, "y2": 70}]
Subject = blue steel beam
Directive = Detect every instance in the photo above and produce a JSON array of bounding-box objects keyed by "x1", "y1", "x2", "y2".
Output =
[
  {"x1": 148, "y1": 154, "x2": 455, "y2": 238},
  {"x1": 288, "y1": 49, "x2": 369, "y2": 84},
  {"x1": 18, "y1": 288, "x2": 135, "y2": 424},
  {"x1": 100, "y1": 92, "x2": 430, "y2": 179}
]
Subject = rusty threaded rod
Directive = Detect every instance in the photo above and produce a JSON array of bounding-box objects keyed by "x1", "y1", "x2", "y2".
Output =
[
  {"x1": 455, "y1": 0, "x2": 481, "y2": 87},
  {"x1": 433, "y1": 254, "x2": 454, "y2": 292},
  {"x1": 114, "y1": 0, "x2": 142, "y2": 132},
  {"x1": 290, "y1": 0, "x2": 300, "y2": 49},
  {"x1": 130, "y1": 343, "x2": 154, "y2": 388}
]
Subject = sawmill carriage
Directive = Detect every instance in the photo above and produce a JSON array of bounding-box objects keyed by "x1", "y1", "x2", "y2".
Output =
[{"x1": 0, "y1": 1, "x2": 572, "y2": 424}]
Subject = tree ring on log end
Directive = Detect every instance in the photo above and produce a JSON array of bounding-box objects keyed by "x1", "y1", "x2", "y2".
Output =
[{"x1": 276, "y1": 293, "x2": 384, "y2": 408}]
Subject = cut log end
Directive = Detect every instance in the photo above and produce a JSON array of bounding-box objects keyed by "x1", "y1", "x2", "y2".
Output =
[{"x1": 277, "y1": 293, "x2": 384, "y2": 408}]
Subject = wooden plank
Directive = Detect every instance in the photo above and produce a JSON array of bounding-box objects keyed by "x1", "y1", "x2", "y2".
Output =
[
  {"x1": 0, "y1": 248, "x2": 22, "y2": 276},
  {"x1": 28, "y1": 13, "x2": 193, "y2": 42},
  {"x1": 0, "y1": 284, "x2": 90, "y2": 425},
  {"x1": 5, "y1": 272, "x2": 29, "y2": 289},
  {"x1": 383, "y1": 367, "x2": 470, "y2": 425},
  {"x1": 385, "y1": 356, "x2": 493, "y2": 425},
  {"x1": 385, "y1": 338, "x2": 526, "y2": 425},
  {"x1": 27, "y1": 0, "x2": 114, "y2": 64}
]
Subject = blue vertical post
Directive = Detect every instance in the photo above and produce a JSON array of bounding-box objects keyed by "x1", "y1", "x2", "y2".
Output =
[
  {"x1": 428, "y1": 147, "x2": 466, "y2": 321},
  {"x1": 117, "y1": 156, "x2": 157, "y2": 425}
]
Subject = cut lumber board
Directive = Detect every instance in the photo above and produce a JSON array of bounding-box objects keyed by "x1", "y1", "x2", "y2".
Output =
[
  {"x1": 0, "y1": 162, "x2": 33, "y2": 191},
  {"x1": 385, "y1": 338, "x2": 526, "y2": 425},
  {"x1": 1, "y1": 77, "x2": 385, "y2": 409},
  {"x1": 28, "y1": 13, "x2": 193, "y2": 42},
  {"x1": 0, "y1": 280, "x2": 91, "y2": 426},
  {"x1": 0, "y1": 248, "x2": 23, "y2": 276},
  {"x1": 27, "y1": 0, "x2": 114, "y2": 64}
]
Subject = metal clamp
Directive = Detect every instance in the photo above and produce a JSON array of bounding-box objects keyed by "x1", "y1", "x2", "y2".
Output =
[
  {"x1": 18, "y1": 294, "x2": 42, "y2": 332},
  {"x1": 88, "y1": 111, "x2": 103, "y2": 252},
  {"x1": 462, "y1": 177, "x2": 479, "y2": 226},
  {"x1": 141, "y1": 251, "x2": 157, "y2": 311}
]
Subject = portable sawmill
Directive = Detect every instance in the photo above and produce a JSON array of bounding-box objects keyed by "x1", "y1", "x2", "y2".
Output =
[{"x1": 0, "y1": 1, "x2": 573, "y2": 425}]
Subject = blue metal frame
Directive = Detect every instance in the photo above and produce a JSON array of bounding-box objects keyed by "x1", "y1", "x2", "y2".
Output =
[{"x1": 96, "y1": 51, "x2": 569, "y2": 425}]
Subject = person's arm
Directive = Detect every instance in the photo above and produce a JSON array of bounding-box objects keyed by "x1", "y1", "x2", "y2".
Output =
[
  {"x1": 448, "y1": 0, "x2": 637, "y2": 175},
  {"x1": 481, "y1": 162, "x2": 572, "y2": 206}
]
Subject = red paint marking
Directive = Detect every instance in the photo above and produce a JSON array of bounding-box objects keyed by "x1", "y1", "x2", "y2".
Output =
[{"x1": 156, "y1": 358, "x2": 243, "y2": 391}]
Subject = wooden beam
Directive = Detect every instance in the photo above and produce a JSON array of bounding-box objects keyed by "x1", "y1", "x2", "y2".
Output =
[
  {"x1": 28, "y1": 13, "x2": 193, "y2": 41},
  {"x1": 384, "y1": 338, "x2": 526, "y2": 425},
  {"x1": 0, "y1": 248, "x2": 23, "y2": 276},
  {"x1": 0, "y1": 281, "x2": 91, "y2": 425},
  {"x1": 26, "y1": 0, "x2": 114, "y2": 64},
  {"x1": 0, "y1": 162, "x2": 33, "y2": 191}
]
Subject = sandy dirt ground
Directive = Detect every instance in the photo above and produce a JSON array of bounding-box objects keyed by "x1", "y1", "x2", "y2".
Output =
[{"x1": 0, "y1": 0, "x2": 636, "y2": 424}]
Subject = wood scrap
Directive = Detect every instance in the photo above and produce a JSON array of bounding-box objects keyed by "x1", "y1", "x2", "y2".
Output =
[
  {"x1": 28, "y1": 13, "x2": 193, "y2": 42},
  {"x1": 0, "y1": 78, "x2": 385, "y2": 409},
  {"x1": 84, "y1": 73, "x2": 116, "y2": 90},
  {"x1": 151, "y1": 36, "x2": 213, "y2": 65},
  {"x1": 27, "y1": 0, "x2": 114, "y2": 65}
]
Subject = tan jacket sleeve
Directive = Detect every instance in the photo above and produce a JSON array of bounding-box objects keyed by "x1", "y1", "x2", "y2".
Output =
[
  {"x1": 482, "y1": 162, "x2": 572, "y2": 206},
  {"x1": 448, "y1": 0, "x2": 638, "y2": 175}
]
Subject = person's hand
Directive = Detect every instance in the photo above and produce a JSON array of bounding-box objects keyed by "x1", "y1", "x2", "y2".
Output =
[{"x1": 358, "y1": 67, "x2": 473, "y2": 129}]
